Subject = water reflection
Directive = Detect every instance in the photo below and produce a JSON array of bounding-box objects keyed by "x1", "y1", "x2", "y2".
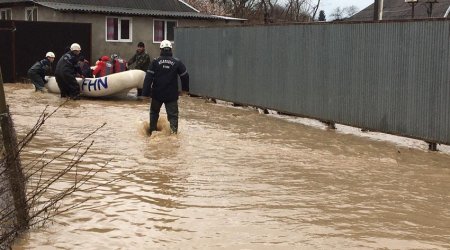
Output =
[{"x1": 4, "y1": 84, "x2": 450, "y2": 249}]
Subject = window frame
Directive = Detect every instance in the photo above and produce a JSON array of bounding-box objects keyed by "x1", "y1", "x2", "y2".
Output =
[
  {"x1": 0, "y1": 8, "x2": 12, "y2": 20},
  {"x1": 105, "y1": 16, "x2": 133, "y2": 42},
  {"x1": 24, "y1": 6, "x2": 38, "y2": 21},
  {"x1": 153, "y1": 19, "x2": 178, "y2": 44}
]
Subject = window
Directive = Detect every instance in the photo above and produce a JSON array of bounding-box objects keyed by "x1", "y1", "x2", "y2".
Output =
[
  {"x1": 153, "y1": 20, "x2": 177, "y2": 43},
  {"x1": 106, "y1": 17, "x2": 132, "y2": 42},
  {"x1": 0, "y1": 8, "x2": 12, "y2": 20},
  {"x1": 25, "y1": 7, "x2": 37, "y2": 21}
]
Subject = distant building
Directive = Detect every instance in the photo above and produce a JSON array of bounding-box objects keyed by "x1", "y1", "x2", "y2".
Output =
[{"x1": 349, "y1": 0, "x2": 450, "y2": 21}]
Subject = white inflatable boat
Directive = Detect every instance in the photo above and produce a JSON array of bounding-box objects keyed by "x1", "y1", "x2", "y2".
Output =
[{"x1": 45, "y1": 70, "x2": 146, "y2": 97}]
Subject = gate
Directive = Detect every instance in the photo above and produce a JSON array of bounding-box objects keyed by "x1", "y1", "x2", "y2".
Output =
[{"x1": 0, "y1": 20, "x2": 91, "y2": 83}]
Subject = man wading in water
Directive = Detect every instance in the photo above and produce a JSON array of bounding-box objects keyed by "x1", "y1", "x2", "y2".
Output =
[
  {"x1": 142, "y1": 40, "x2": 189, "y2": 135},
  {"x1": 27, "y1": 52, "x2": 55, "y2": 92}
]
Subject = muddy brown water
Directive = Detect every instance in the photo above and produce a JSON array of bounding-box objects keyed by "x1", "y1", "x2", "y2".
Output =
[{"x1": 4, "y1": 84, "x2": 450, "y2": 249}]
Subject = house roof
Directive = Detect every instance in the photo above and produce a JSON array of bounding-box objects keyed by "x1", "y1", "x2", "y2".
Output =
[
  {"x1": 0, "y1": 0, "x2": 196, "y2": 12},
  {"x1": 349, "y1": 0, "x2": 450, "y2": 21},
  {"x1": 0, "y1": 0, "x2": 246, "y2": 20}
]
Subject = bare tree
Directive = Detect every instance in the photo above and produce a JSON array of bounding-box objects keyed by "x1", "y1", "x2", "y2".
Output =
[
  {"x1": 330, "y1": 7, "x2": 345, "y2": 20},
  {"x1": 228, "y1": 0, "x2": 259, "y2": 18},
  {"x1": 281, "y1": 0, "x2": 321, "y2": 22},
  {"x1": 1, "y1": 104, "x2": 132, "y2": 248},
  {"x1": 344, "y1": 5, "x2": 359, "y2": 18},
  {"x1": 330, "y1": 5, "x2": 359, "y2": 21},
  {"x1": 184, "y1": 0, "x2": 227, "y2": 15},
  {"x1": 184, "y1": 0, "x2": 257, "y2": 19},
  {"x1": 184, "y1": 0, "x2": 321, "y2": 23},
  {"x1": 311, "y1": 0, "x2": 321, "y2": 20},
  {"x1": 260, "y1": 0, "x2": 276, "y2": 24}
]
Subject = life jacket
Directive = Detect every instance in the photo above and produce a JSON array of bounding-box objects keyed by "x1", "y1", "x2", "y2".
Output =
[
  {"x1": 94, "y1": 61, "x2": 113, "y2": 77},
  {"x1": 113, "y1": 58, "x2": 127, "y2": 73},
  {"x1": 104, "y1": 62, "x2": 113, "y2": 75}
]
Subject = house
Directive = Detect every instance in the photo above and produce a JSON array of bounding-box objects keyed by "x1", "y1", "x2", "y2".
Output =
[
  {"x1": 349, "y1": 0, "x2": 450, "y2": 21},
  {"x1": 0, "y1": 0, "x2": 245, "y2": 63}
]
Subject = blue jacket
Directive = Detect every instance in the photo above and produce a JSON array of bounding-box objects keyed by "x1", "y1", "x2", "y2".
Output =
[
  {"x1": 27, "y1": 58, "x2": 52, "y2": 80},
  {"x1": 55, "y1": 51, "x2": 81, "y2": 77},
  {"x1": 142, "y1": 51, "x2": 189, "y2": 102}
]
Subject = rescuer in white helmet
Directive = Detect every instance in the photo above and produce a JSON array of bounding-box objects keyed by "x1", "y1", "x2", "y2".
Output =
[
  {"x1": 142, "y1": 39, "x2": 190, "y2": 135},
  {"x1": 55, "y1": 43, "x2": 82, "y2": 99},
  {"x1": 27, "y1": 51, "x2": 56, "y2": 92}
]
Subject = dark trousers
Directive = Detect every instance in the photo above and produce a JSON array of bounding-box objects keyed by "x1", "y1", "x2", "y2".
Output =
[
  {"x1": 149, "y1": 99, "x2": 179, "y2": 133},
  {"x1": 55, "y1": 74, "x2": 80, "y2": 98},
  {"x1": 28, "y1": 72, "x2": 45, "y2": 90}
]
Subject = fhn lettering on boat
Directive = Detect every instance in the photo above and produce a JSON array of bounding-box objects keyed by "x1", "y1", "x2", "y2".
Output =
[{"x1": 81, "y1": 77, "x2": 108, "y2": 91}]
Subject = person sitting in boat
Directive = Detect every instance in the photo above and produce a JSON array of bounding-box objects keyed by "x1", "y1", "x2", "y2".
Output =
[
  {"x1": 110, "y1": 54, "x2": 128, "y2": 73},
  {"x1": 78, "y1": 56, "x2": 92, "y2": 78},
  {"x1": 92, "y1": 56, "x2": 113, "y2": 77},
  {"x1": 27, "y1": 51, "x2": 55, "y2": 92}
]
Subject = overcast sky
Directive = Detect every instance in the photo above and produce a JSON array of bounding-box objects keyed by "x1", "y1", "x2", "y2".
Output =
[{"x1": 319, "y1": 0, "x2": 373, "y2": 17}]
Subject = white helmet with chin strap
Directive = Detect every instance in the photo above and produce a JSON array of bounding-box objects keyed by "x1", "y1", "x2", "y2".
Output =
[
  {"x1": 70, "y1": 43, "x2": 81, "y2": 51},
  {"x1": 45, "y1": 52, "x2": 55, "y2": 58},
  {"x1": 160, "y1": 40, "x2": 172, "y2": 49}
]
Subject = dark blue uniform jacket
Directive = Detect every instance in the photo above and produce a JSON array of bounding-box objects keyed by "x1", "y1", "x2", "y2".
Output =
[
  {"x1": 142, "y1": 51, "x2": 189, "y2": 102},
  {"x1": 27, "y1": 58, "x2": 52, "y2": 80},
  {"x1": 55, "y1": 51, "x2": 81, "y2": 77}
]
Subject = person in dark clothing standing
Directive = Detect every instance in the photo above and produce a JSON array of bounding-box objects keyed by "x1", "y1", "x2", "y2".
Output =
[
  {"x1": 128, "y1": 42, "x2": 151, "y2": 97},
  {"x1": 27, "y1": 51, "x2": 55, "y2": 92},
  {"x1": 142, "y1": 40, "x2": 189, "y2": 135},
  {"x1": 55, "y1": 43, "x2": 82, "y2": 99}
]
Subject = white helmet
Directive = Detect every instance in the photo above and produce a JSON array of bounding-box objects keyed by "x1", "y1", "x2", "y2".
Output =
[
  {"x1": 46, "y1": 52, "x2": 55, "y2": 58},
  {"x1": 160, "y1": 40, "x2": 172, "y2": 49},
  {"x1": 70, "y1": 43, "x2": 81, "y2": 51}
]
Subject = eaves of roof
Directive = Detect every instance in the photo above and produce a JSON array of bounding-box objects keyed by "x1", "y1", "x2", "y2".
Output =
[{"x1": 36, "y1": 2, "x2": 246, "y2": 21}]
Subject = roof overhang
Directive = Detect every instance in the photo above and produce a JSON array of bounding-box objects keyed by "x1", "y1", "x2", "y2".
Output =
[{"x1": 36, "y1": 2, "x2": 246, "y2": 21}]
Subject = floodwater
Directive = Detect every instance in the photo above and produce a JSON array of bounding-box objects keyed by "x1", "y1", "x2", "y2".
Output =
[{"x1": 4, "y1": 84, "x2": 450, "y2": 249}]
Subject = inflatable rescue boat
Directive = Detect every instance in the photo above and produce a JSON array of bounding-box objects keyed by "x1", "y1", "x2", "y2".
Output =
[{"x1": 45, "y1": 70, "x2": 146, "y2": 97}]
